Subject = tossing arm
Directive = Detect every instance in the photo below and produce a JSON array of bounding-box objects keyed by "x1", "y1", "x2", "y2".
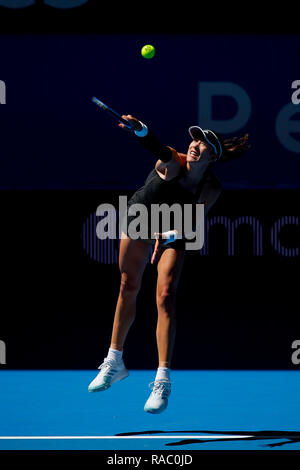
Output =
[{"x1": 118, "y1": 114, "x2": 173, "y2": 163}]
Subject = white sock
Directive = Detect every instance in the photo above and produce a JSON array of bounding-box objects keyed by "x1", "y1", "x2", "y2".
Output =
[
  {"x1": 155, "y1": 367, "x2": 170, "y2": 382},
  {"x1": 107, "y1": 348, "x2": 123, "y2": 363}
]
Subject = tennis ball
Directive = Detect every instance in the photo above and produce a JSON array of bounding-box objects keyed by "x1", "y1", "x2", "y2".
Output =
[{"x1": 141, "y1": 44, "x2": 155, "y2": 59}]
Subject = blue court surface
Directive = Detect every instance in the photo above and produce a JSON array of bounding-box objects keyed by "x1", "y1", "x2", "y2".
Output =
[{"x1": 0, "y1": 370, "x2": 299, "y2": 450}]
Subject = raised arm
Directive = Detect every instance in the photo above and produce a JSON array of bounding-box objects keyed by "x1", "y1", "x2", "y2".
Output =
[{"x1": 118, "y1": 115, "x2": 184, "y2": 179}]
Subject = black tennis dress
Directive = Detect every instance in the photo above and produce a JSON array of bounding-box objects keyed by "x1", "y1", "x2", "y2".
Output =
[{"x1": 120, "y1": 131, "x2": 214, "y2": 251}]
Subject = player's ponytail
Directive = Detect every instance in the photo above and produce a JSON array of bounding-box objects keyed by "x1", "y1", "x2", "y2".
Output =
[{"x1": 218, "y1": 133, "x2": 250, "y2": 162}]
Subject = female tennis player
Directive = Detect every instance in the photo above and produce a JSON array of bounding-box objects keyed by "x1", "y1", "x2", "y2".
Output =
[{"x1": 88, "y1": 115, "x2": 250, "y2": 413}]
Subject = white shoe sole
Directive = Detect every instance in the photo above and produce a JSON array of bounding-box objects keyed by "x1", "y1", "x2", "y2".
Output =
[
  {"x1": 88, "y1": 368, "x2": 129, "y2": 393},
  {"x1": 144, "y1": 400, "x2": 168, "y2": 414}
]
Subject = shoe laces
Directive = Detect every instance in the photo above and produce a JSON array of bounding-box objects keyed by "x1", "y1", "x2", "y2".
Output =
[
  {"x1": 98, "y1": 358, "x2": 120, "y2": 375},
  {"x1": 149, "y1": 380, "x2": 171, "y2": 398}
]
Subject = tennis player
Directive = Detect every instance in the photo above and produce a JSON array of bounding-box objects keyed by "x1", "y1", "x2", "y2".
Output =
[{"x1": 88, "y1": 115, "x2": 250, "y2": 413}]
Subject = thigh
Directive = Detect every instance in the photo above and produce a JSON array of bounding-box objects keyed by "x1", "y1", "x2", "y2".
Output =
[
  {"x1": 156, "y1": 246, "x2": 186, "y2": 293},
  {"x1": 119, "y1": 232, "x2": 151, "y2": 281}
]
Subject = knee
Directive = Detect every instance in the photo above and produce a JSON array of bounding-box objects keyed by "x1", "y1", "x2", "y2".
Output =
[
  {"x1": 119, "y1": 272, "x2": 140, "y2": 297},
  {"x1": 157, "y1": 285, "x2": 177, "y2": 312}
]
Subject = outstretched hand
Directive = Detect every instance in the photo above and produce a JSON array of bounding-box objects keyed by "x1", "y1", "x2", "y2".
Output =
[{"x1": 118, "y1": 114, "x2": 143, "y2": 132}]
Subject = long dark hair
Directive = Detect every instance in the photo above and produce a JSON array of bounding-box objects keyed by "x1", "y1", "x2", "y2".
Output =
[{"x1": 217, "y1": 133, "x2": 250, "y2": 162}]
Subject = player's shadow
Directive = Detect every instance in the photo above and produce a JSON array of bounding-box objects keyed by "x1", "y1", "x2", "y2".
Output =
[{"x1": 115, "y1": 430, "x2": 300, "y2": 448}]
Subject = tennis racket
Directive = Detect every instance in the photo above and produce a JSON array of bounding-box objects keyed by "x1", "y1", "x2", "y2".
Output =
[{"x1": 91, "y1": 97, "x2": 134, "y2": 130}]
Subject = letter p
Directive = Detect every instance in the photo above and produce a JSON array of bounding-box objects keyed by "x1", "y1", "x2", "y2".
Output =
[{"x1": 198, "y1": 81, "x2": 251, "y2": 133}]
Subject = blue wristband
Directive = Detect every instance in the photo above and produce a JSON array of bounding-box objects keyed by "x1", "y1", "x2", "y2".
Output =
[{"x1": 135, "y1": 122, "x2": 148, "y2": 137}]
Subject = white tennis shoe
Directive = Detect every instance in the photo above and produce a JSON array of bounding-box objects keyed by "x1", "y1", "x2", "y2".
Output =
[
  {"x1": 88, "y1": 358, "x2": 129, "y2": 392},
  {"x1": 144, "y1": 380, "x2": 171, "y2": 414}
]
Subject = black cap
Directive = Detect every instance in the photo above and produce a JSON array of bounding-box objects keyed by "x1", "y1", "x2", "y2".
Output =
[{"x1": 188, "y1": 126, "x2": 223, "y2": 159}]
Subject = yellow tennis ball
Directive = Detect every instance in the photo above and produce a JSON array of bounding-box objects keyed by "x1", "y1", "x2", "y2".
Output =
[{"x1": 141, "y1": 44, "x2": 155, "y2": 59}]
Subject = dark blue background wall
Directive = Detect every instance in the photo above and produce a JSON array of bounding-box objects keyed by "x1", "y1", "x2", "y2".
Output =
[{"x1": 1, "y1": 34, "x2": 300, "y2": 190}]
